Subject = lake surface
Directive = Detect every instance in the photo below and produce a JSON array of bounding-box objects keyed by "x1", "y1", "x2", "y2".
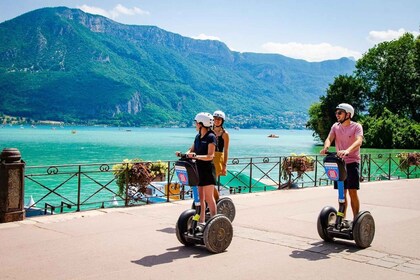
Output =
[
  {"x1": 0, "y1": 125, "x2": 322, "y2": 166},
  {"x1": 1, "y1": 125, "x2": 417, "y2": 166},
  {"x1": 1, "y1": 125, "x2": 416, "y2": 212}
]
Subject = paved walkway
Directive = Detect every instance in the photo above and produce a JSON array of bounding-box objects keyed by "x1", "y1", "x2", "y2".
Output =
[{"x1": 1, "y1": 179, "x2": 420, "y2": 279}]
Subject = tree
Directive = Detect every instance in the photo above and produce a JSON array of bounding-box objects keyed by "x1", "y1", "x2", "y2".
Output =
[
  {"x1": 306, "y1": 102, "x2": 326, "y2": 142},
  {"x1": 362, "y1": 108, "x2": 420, "y2": 149},
  {"x1": 308, "y1": 33, "x2": 420, "y2": 148},
  {"x1": 356, "y1": 33, "x2": 420, "y2": 121},
  {"x1": 307, "y1": 75, "x2": 366, "y2": 142}
]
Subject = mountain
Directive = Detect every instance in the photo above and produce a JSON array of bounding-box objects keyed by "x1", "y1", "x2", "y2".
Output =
[{"x1": 0, "y1": 7, "x2": 355, "y2": 128}]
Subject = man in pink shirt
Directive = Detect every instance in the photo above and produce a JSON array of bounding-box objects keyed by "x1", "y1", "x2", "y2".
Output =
[{"x1": 320, "y1": 103, "x2": 364, "y2": 225}]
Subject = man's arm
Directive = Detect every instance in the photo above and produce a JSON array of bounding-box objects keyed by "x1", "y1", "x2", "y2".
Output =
[
  {"x1": 337, "y1": 135, "x2": 363, "y2": 157},
  {"x1": 320, "y1": 133, "x2": 334, "y2": 155}
]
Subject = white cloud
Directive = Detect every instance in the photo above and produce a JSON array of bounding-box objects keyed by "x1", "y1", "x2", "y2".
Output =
[
  {"x1": 113, "y1": 4, "x2": 150, "y2": 17},
  {"x1": 77, "y1": 5, "x2": 110, "y2": 18},
  {"x1": 77, "y1": 4, "x2": 150, "y2": 20},
  {"x1": 192, "y1": 33, "x2": 221, "y2": 41},
  {"x1": 368, "y1": 28, "x2": 420, "y2": 44},
  {"x1": 261, "y1": 42, "x2": 361, "y2": 62}
]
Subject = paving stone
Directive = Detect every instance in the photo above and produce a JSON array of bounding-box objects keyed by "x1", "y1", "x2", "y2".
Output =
[
  {"x1": 400, "y1": 262, "x2": 420, "y2": 269},
  {"x1": 394, "y1": 265, "x2": 420, "y2": 275},
  {"x1": 355, "y1": 250, "x2": 388, "y2": 259},
  {"x1": 368, "y1": 258, "x2": 399, "y2": 268},
  {"x1": 409, "y1": 259, "x2": 420, "y2": 265},
  {"x1": 382, "y1": 255, "x2": 410, "y2": 264},
  {"x1": 343, "y1": 254, "x2": 372, "y2": 263}
]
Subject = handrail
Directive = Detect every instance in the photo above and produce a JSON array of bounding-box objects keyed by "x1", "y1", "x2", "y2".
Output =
[{"x1": 23, "y1": 152, "x2": 419, "y2": 216}]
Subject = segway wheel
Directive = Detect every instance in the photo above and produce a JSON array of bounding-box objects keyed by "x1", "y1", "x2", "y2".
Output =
[
  {"x1": 353, "y1": 211, "x2": 375, "y2": 249},
  {"x1": 176, "y1": 209, "x2": 196, "y2": 246},
  {"x1": 203, "y1": 214, "x2": 233, "y2": 253},
  {"x1": 217, "y1": 197, "x2": 236, "y2": 222},
  {"x1": 317, "y1": 206, "x2": 336, "y2": 242}
]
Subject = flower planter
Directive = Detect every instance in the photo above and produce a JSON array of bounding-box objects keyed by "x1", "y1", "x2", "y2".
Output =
[
  {"x1": 112, "y1": 159, "x2": 169, "y2": 197},
  {"x1": 152, "y1": 174, "x2": 166, "y2": 182},
  {"x1": 397, "y1": 152, "x2": 420, "y2": 171},
  {"x1": 282, "y1": 155, "x2": 315, "y2": 181}
]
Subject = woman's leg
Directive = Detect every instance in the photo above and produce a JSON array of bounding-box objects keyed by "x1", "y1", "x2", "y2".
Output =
[
  {"x1": 198, "y1": 187, "x2": 206, "y2": 223},
  {"x1": 203, "y1": 185, "x2": 217, "y2": 217}
]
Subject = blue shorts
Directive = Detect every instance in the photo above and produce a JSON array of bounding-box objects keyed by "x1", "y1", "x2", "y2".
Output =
[{"x1": 334, "y1": 162, "x2": 360, "y2": 190}]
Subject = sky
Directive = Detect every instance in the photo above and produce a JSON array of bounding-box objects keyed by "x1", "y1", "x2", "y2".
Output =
[{"x1": 0, "y1": 0, "x2": 419, "y2": 62}]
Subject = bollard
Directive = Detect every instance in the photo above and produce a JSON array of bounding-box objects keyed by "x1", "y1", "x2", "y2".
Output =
[{"x1": 0, "y1": 148, "x2": 26, "y2": 223}]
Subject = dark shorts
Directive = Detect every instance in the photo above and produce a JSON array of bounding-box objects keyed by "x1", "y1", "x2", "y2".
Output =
[
  {"x1": 334, "y1": 162, "x2": 360, "y2": 190},
  {"x1": 196, "y1": 160, "x2": 216, "y2": 186}
]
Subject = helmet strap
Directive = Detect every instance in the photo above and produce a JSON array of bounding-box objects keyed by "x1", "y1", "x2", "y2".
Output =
[
  {"x1": 339, "y1": 113, "x2": 351, "y2": 123},
  {"x1": 199, "y1": 125, "x2": 209, "y2": 135}
]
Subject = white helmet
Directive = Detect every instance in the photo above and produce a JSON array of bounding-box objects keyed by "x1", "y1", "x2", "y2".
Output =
[
  {"x1": 336, "y1": 103, "x2": 354, "y2": 118},
  {"x1": 195, "y1": 112, "x2": 214, "y2": 128},
  {"x1": 213, "y1": 110, "x2": 226, "y2": 120}
]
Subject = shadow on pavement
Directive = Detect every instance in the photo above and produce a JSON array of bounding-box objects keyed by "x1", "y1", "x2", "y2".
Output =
[
  {"x1": 157, "y1": 227, "x2": 176, "y2": 234},
  {"x1": 289, "y1": 241, "x2": 360, "y2": 261},
  {"x1": 131, "y1": 246, "x2": 213, "y2": 267}
]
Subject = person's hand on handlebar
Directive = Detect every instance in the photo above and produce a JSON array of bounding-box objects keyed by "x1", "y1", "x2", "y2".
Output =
[
  {"x1": 175, "y1": 151, "x2": 196, "y2": 158},
  {"x1": 186, "y1": 152, "x2": 196, "y2": 158},
  {"x1": 336, "y1": 149, "x2": 349, "y2": 158},
  {"x1": 320, "y1": 147, "x2": 329, "y2": 155}
]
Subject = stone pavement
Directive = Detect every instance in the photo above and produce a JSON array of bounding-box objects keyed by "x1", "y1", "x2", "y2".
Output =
[{"x1": 1, "y1": 178, "x2": 419, "y2": 280}]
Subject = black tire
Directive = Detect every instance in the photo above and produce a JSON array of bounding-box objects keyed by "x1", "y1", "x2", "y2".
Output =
[
  {"x1": 353, "y1": 211, "x2": 375, "y2": 249},
  {"x1": 217, "y1": 197, "x2": 236, "y2": 222},
  {"x1": 192, "y1": 197, "x2": 236, "y2": 222},
  {"x1": 203, "y1": 215, "x2": 233, "y2": 253},
  {"x1": 176, "y1": 209, "x2": 196, "y2": 246},
  {"x1": 317, "y1": 206, "x2": 336, "y2": 242}
]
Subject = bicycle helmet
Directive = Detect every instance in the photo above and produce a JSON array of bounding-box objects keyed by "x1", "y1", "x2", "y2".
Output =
[
  {"x1": 336, "y1": 103, "x2": 354, "y2": 118},
  {"x1": 195, "y1": 112, "x2": 214, "y2": 128},
  {"x1": 213, "y1": 110, "x2": 226, "y2": 120}
]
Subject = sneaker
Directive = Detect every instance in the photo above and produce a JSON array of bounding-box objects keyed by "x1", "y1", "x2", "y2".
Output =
[{"x1": 342, "y1": 220, "x2": 353, "y2": 229}]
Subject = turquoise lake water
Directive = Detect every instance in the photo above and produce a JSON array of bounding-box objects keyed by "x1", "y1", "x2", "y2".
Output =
[
  {"x1": 1, "y1": 125, "x2": 416, "y2": 212},
  {"x1": 0, "y1": 125, "x2": 321, "y2": 166}
]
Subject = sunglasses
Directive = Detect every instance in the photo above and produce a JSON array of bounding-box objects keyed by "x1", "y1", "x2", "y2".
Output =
[{"x1": 335, "y1": 110, "x2": 345, "y2": 115}]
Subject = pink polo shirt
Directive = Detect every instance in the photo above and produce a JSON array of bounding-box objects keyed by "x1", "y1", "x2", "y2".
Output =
[{"x1": 329, "y1": 121, "x2": 363, "y2": 164}]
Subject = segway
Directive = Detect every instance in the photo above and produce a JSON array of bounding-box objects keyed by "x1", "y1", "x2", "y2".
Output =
[
  {"x1": 317, "y1": 153, "x2": 375, "y2": 248},
  {"x1": 191, "y1": 188, "x2": 236, "y2": 222},
  {"x1": 175, "y1": 154, "x2": 233, "y2": 253}
]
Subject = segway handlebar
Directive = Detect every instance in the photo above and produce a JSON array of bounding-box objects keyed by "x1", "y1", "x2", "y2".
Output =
[
  {"x1": 174, "y1": 152, "x2": 200, "y2": 186},
  {"x1": 175, "y1": 151, "x2": 196, "y2": 160}
]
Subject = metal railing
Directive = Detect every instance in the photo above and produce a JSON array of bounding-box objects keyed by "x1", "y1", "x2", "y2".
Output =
[{"x1": 23, "y1": 153, "x2": 419, "y2": 216}]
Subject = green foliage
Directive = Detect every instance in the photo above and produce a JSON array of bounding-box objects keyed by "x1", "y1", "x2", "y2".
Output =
[
  {"x1": 362, "y1": 108, "x2": 420, "y2": 149},
  {"x1": 306, "y1": 102, "x2": 327, "y2": 141},
  {"x1": 0, "y1": 7, "x2": 355, "y2": 128},
  {"x1": 356, "y1": 33, "x2": 420, "y2": 121},
  {"x1": 306, "y1": 75, "x2": 367, "y2": 142},
  {"x1": 308, "y1": 33, "x2": 420, "y2": 148}
]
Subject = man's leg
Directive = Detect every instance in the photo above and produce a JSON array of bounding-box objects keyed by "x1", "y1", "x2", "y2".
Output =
[
  {"x1": 348, "y1": 189, "x2": 360, "y2": 219},
  {"x1": 343, "y1": 189, "x2": 349, "y2": 218}
]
